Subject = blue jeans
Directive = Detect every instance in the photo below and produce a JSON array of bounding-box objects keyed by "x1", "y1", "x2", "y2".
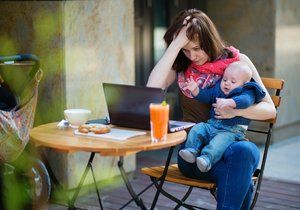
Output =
[
  {"x1": 185, "y1": 119, "x2": 247, "y2": 166},
  {"x1": 178, "y1": 140, "x2": 260, "y2": 210}
]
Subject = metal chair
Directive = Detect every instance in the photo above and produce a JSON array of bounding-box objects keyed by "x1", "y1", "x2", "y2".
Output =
[{"x1": 141, "y1": 77, "x2": 284, "y2": 210}]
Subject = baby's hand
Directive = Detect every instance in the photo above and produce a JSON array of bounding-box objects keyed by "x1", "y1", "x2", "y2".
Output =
[
  {"x1": 215, "y1": 98, "x2": 236, "y2": 110},
  {"x1": 182, "y1": 76, "x2": 200, "y2": 96}
]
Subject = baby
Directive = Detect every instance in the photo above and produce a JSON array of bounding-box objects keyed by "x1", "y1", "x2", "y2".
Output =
[{"x1": 179, "y1": 61, "x2": 266, "y2": 172}]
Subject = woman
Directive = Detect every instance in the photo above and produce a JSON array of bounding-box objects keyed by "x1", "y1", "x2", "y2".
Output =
[{"x1": 147, "y1": 9, "x2": 276, "y2": 210}]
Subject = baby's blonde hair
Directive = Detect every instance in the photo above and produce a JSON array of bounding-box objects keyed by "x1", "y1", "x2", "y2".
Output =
[{"x1": 226, "y1": 61, "x2": 252, "y2": 83}]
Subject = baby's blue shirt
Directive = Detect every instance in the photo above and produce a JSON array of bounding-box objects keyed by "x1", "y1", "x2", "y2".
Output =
[{"x1": 193, "y1": 79, "x2": 266, "y2": 126}]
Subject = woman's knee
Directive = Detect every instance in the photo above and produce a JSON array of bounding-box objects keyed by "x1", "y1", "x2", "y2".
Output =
[{"x1": 225, "y1": 141, "x2": 260, "y2": 167}]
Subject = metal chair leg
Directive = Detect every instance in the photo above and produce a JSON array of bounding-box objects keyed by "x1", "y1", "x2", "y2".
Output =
[
  {"x1": 151, "y1": 178, "x2": 207, "y2": 210},
  {"x1": 119, "y1": 146, "x2": 177, "y2": 209},
  {"x1": 119, "y1": 180, "x2": 157, "y2": 209},
  {"x1": 210, "y1": 188, "x2": 217, "y2": 200},
  {"x1": 251, "y1": 127, "x2": 272, "y2": 210},
  {"x1": 250, "y1": 172, "x2": 262, "y2": 210},
  {"x1": 173, "y1": 186, "x2": 193, "y2": 210}
]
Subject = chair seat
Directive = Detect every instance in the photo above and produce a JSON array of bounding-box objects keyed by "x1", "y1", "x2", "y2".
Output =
[
  {"x1": 141, "y1": 164, "x2": 216, "y2": 189},
  {"x1": 141, "y1": 164, "x2": 258, "y2": 190}
]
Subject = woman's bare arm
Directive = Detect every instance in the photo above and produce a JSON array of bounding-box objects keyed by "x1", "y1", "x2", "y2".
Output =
[
  {"x1": 147, "y1": 24, "x2": 190, "y2": 89},
  {"x1": 238, "y1": 53, "x2": 276, "y2": 120},
  {"x1": 215, "y1": 53, "x2": 276, "y2": 120},
  {"x1": 146, "y1": 42, "x2": 179, "y2": 89}
]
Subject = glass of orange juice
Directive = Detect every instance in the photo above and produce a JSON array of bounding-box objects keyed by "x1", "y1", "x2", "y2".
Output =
[{"x1": 149, "y1": 102, "x2": 169, "y2": 142}]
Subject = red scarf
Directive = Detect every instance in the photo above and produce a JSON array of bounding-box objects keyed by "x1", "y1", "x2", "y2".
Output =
[{"x1": 177, "y1": 46, "x2": 240, "y2": 98}]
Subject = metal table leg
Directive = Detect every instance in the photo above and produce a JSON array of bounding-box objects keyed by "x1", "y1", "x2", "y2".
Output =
[
  {"x1": 150, "y1": 146, "x2": 174, "y2": 210},
  {"x1": 68, "y1": 152, "x2": 103, "y2": 210},
  {"x1": 118, "y1": 156, "x2": 147, "y2": 210},
  {"x1": 118, "y1": 146, "x2": 175, "y2": 210}
]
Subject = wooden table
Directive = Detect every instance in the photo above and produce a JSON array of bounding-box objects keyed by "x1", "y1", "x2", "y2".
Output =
[{"x1": 30, "y1": 122, "x2": 187, "y2": 209}]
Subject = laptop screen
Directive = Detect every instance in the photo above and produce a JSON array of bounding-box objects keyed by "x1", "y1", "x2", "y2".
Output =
[{"x1": 103, "y1": 83, "x2": 165, "y2": 130}]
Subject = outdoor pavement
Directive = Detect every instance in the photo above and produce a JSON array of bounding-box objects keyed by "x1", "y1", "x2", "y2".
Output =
[{"x1": 261, "y1": 135, "x2": 300, "y2": 184}]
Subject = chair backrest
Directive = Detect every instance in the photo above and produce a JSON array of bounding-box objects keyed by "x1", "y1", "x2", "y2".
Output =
[
  {"x1": 247, "y1": 77, "x2": 284, "y2": 181},
  {"x1": 247, "y1": 77, "x2": 284, "y2": 209},
  {"x1": 261, "y1": 77, "x2": 284, "y2": 123}
]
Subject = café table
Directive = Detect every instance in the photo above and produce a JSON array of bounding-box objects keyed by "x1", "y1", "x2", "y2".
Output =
[{"x1": 30, "y1": 122, "x2": 187, "y2": 210}]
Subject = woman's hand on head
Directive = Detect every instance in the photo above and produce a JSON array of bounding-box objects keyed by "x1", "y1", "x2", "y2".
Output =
[{"x1": 172, "y1": 17, "x2": 191, "y2": 48}]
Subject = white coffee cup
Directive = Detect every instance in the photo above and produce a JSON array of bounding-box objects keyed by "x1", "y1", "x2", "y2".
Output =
[{"x1": 64, "y1": 109, "x2": 91, "y2": 128}]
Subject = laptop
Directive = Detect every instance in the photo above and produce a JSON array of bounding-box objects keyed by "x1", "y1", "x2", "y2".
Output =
[{"x1": 102, "y1": 83, "x2": 195, "y2": 132}]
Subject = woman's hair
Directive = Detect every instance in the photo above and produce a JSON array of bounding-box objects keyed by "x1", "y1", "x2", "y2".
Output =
[{"x1": 164, "y1": 8, "x2": 233, "y2": 72}]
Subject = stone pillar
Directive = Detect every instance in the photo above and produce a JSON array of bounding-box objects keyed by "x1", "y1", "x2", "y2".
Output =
[
  {"x1": 275, "y1": 0, "x2": 300, "y2": 127},
  {"x1": 55, "y1": 0, "x2": 135, "y2": 189},
  {"x1": 0, "y1": 0, "x2": 135, "y2": 189},
  {"x1": 0, "y1": 1, "x2": 66, "y2": 124}
]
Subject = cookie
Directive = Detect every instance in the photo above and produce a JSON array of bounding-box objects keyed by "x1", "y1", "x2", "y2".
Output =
[
  {"x1": 90, "y1": 125, "x2": 111, "y2": 134},
  {"x1": 91, "y1": 126, "x2": 111, "y2": 134},
  {"x1": 78, "y1": 126, "x2": 90, "y2": 133},
  {"x1": 78, "y1": 124, "x2": 111, "y2": 134}
]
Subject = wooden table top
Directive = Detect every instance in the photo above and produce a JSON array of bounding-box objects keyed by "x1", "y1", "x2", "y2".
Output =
[{"x1": 30, "y1": 122, "x2": 187, "y2": 156}]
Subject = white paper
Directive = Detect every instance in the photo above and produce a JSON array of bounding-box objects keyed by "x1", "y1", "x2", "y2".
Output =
[{"x1": 74, "y1": 128, "x2": 146, "y2": 141}]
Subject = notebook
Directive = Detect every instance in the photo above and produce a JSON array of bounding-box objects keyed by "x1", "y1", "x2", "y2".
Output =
[{"x1": 102, "y1": 83, "x2": 195, "y2": 132}]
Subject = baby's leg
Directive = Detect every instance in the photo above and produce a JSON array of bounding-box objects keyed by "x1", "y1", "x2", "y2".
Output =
[
  {"x1": 200, "y1": 132, "x2": 236, "y2": 167},
  {"x1": 178, "y1": 149, "x2": 197, "y2": 163},
  {"x1": 179, "y1": 123, "x2": 211, "y2": 163}
]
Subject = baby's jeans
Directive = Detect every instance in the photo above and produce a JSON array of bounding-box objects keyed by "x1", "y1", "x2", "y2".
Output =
[{"x1": 185, "y1": 119, "x2": 246, "y2": 166}]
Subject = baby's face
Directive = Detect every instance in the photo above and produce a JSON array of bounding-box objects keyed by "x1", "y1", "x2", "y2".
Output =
[{"x1": 220, "y1": 67, "x2": 250, "y2": 95}]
